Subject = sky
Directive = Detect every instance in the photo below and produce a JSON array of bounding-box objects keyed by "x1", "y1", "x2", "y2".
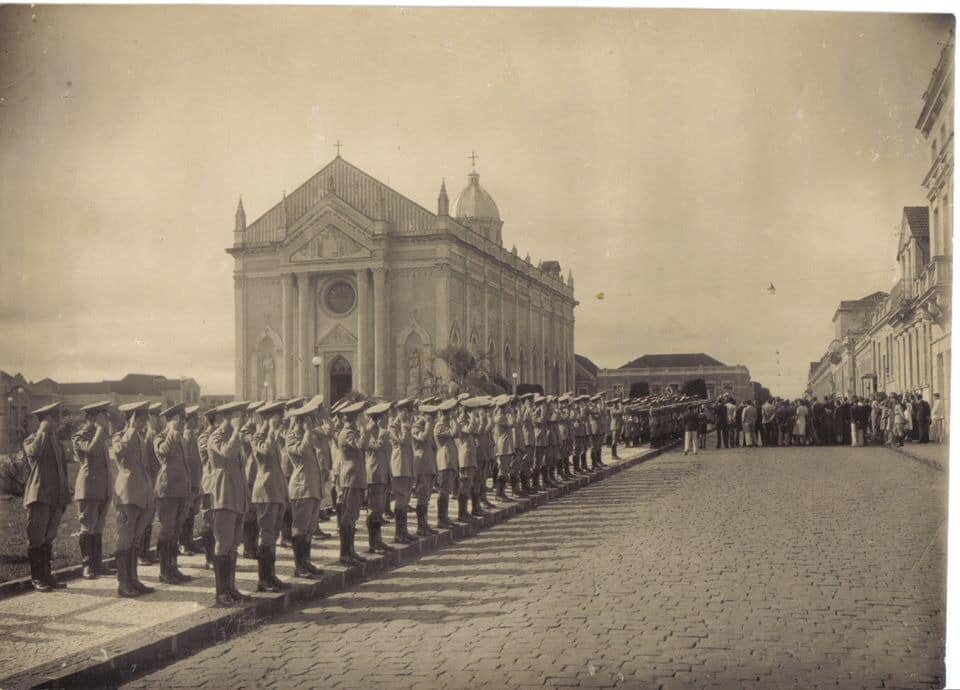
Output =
[{"x1": 0, "y1": 7, "x2": 952, "y2": 397}]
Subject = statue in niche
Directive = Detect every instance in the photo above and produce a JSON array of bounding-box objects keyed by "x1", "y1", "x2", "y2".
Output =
[
  {"x1": 259, "y1": 351, "x2": 277, "y2": 399},
  {"x1": 407, "y1": 348, "x2": 422, "y2": 396}
]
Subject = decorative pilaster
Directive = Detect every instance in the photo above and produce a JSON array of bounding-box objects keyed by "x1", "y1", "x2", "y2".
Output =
[
  {"x1": 435, "y1": 266, "x2": 450, "y2": 381},
  {"x1": 234, "y1": 274, "x2": 245, "y2": 399},
  {"x1": 297, "y1": 273, "x2": 311, "y2": 396},
  {"x1": 281, "y1": 273, "x2": 295, "y2": 396},
  {"x1": 356, "y1": 268, "x2": 369, "y2": 393},
  {"x1": 373, "y1": 268, "x2": 389, "y2": 396}
]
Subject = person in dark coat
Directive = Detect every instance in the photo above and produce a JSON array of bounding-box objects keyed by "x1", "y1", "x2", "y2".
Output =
[
  {"x1": 714, "y1": 399, "x2": 728, "y2": 449},
  {"x1": 917, "y1": 395, "x2": 932, "y2": 443}
]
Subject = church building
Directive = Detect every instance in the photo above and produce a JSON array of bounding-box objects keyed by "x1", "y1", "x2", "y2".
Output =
[{"x1": 228, "y1": 155, "x2": 577, "y2": 403}]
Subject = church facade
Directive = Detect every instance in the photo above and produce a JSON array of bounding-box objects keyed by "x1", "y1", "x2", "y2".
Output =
[{"x1": 228, "y1": 155, "x2": 577, "y2": 403}]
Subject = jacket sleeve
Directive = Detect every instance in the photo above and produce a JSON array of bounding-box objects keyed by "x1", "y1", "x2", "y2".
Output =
[
  {"x1": 111, "y1": 426, "x2": 139, "y2": 468},
  {"x1": 208, "y1": 427, "x2": 240, "y2": 459},
  {"x1": 24, "y1": 430, "x2": 48, "y2": 465}
]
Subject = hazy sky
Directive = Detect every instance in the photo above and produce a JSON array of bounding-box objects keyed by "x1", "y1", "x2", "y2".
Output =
[{"x1": 0, "y1": 7, "x2": 951, "y2": 396}]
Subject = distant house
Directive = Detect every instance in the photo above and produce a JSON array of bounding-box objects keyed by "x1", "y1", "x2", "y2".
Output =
[
  {"x1": 595, "y1": 353, "x2": 753, "y2": 401},
  {"x1": 574, "y1": 354, "x2": 600, "y2": 395}
]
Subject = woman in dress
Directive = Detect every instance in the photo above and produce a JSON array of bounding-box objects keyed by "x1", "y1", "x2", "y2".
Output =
[{"x1": 793, "y1": 400, "x2": 809, "y2": 446}]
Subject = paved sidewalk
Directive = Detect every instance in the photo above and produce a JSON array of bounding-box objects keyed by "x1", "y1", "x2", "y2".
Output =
[
  {"x1": 886, "y1": 440, "x2": 948, "y2": 471},
  {"x1": 0, "y1": 443, "x2": 665, "y2": 690}
]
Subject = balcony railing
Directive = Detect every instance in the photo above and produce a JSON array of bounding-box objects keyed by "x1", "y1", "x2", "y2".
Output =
[{"x1": 915, "y1": 254, "x2": 952, "y2": 299}]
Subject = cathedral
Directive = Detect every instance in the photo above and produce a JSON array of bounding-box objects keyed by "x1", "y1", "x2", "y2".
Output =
[{"x1": 229, "y1": 155, "x2": 577, "y2": 403}]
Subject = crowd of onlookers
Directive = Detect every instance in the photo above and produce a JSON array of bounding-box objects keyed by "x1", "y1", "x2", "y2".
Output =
[{"x1": 678, "y1": 391, "x2": 944, "y2": 454}]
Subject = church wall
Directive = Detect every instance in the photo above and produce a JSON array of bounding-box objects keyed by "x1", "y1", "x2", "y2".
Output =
[
  {"x1": 390, "y1": 267, "x2": 439, "y2": 397},
  {"x1": 243, "y1": 276, "x2": 283, "y2": 400}
]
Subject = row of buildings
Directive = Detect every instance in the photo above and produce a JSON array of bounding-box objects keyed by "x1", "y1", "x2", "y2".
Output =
[
  {"x1": 807, "y1": 30, "x2": 953, "y2": 433},
  {"x1": 0, "y1": 371, "x2": 203, "y2": 454},
  {"x1": 574, "y1": 352, "x2": 764, "y2": 403}
]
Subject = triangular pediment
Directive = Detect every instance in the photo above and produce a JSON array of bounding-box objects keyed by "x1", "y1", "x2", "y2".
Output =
[
  {"x1": 316, "y1": 323, "x2": 358, "y2": 350},
  {"x1": 285, "y1": 206, "x2": 374, "y2": 263}
]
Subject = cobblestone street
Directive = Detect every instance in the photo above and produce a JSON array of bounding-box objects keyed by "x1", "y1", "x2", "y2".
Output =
[{"x1": 125, "y1": 443, "x2": 946, "y2": 690}]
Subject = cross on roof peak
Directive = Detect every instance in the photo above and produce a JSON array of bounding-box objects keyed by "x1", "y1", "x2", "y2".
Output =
[
  {"x1": 468, "y1": 150, "x2": 479, "y2": 170},
  {"x1": 335, "y1": 140, "x2": 343, "y2": 157}
]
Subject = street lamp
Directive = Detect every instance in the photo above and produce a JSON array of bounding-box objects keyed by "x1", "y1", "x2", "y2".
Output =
[
  {"x1": 511, "y1": 371, "x2": 518, "y2": 394},
  {"x1": 311, "y1": 349, "x2": 322, "y2": 395}
]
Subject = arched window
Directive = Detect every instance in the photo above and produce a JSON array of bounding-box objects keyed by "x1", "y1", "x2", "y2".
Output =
[
  {"x1": 487, "y1": 337, "x2": 498, "y2": 374},
  {"x1": 519, "y1": 349, "x2": 526, "y2": 383},
  {"x1": 504, "y1": 345, "x2": 513, "y2": 382}
]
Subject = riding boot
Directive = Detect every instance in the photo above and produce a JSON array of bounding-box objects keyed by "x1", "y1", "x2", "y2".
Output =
[
  {"x1": 213, "y1": 555, "x2": 234, "y2": 606},
  {"x1": 456, "y1": 494, "x2": 470, "y2": 522},
  {"x1": 415, "y1": 503, "x2": 431, "y2": 536},
  {"x1": 29, "y1": 547, "x2": 51, "y2": 592},
  {"x1": 93, "y1": 534, "x2": 116, "y2": 575},
  {"x1": 437, "y1": 495, "x2": 454, "y2": 528},
  {"x1": 43, "y1": 543, "x2": 66, "y2": 588},
  {"x1": 229, "y1": 552, "x2": 250, "y2": 602},
  {"x1": 367, "y1": 513, "x2": 380, "y2": 553},
  {"x1": 529, "y1": 469, "x2": 540, "y2": 492},
  {"x1": 80, "y1": 533, "x2": 96, "y2": 579},
  {"x1": 267, "y1": 546, "x2": 287, "y2": 590},
  {"x1": 280, "y1": 508, "x2": 293, "y2": 548},
  {"x1": 293, "y1": 535, "x2": 313, "y2": 578},
  {"x1": 256, "y1": 545, "x2": 279, "y2": 592},
  {"x1": 495, "y1": 477, "x2": 510, "y2": 501},
  {"x1": 139, "y1": 526, "x2": 156, "y2": 565},
  {"x1": 130, "y1": 546, "x2": 155, "y2": 594},
  {"x1": 338, "y1": 528, "x2": 355, "y2": 567},
  {"x1": 510, "y1": 473, "x2": 521, "y2": 497},
  {"x1": 304, "y1": 538, "x2": 324, "y2": 575},
  {"x1": 347, "y1": 526, "x2": 367, "y2": 563},
  {"x1": 242, "y1": 519, "x2": 258, "y2": 559},
  {"x1": 179, "y1": 514, "x2": 198, "y2": 554},
  {"x1": 375, "y1": 515, "x2": 396, "y2": 551},
  {"x1": 170, "y1": 536, "x2": 192, "y2": 582},
  {"x1": 470, "y1": 490, "x2": 483, "y2": 517},
  {"x1": 159, "y1": 540, "x2": 180, "y2": 585},
  {"x1": 115, "y1": 549, "x2": 141, "y2": 598}
]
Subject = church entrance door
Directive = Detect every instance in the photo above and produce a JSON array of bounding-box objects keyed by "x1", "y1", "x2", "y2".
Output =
[{"x1": 330, "y1": 356, "x2": 353, "y2": 404}]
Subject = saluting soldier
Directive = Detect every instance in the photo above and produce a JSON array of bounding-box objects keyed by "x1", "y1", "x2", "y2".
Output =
[
  {"x1": 519, "y1": 394, "x2": 536, "y2": 494},
  {"x1": 533, "y1": 396, "x2": 552, "y2": 489},
  {"x1": 284, "y1": 397, "x2": 325, "y2": 578},
  {"x1": 433, "y1": 399, "x2": 459, "y2": 529},
  {"x1": 23, "y1": 402, "x2": 71, "y2": 592},
  {"x1": 139, "y1": 401, "x2": 162, "y2": 566},
  {"x1": 475, "y1": 399, "x2": 495, "y2": 510},
  {"x1": 72, "y1": 401, "x2": 115, "y2": 579},
  {"x1": 207, "y1": 401, "x2": 251, "y2": 606},
  {"x1": 389, "y1": 399, "x2": 418, "y2": 542},
  {"x1": 112, "y1": 401, "x2": 155, "y2": 597},
  {"x1": 411, "y1": 402, "x2": 439, "y2": 536},
  {"x1": 313, "y1": 414, "x2": 335, "y2": 540},
  {"x1": 610, "y1": 398, "x2": 623, "y2": 459},
  {"x1": 587, "y1": 395, "x2": 602, "y2": 470},
  {"x1": 278, "y1": 397, "x2": 304, "y2": 548},
  {"x1": 248, "y1": 400, "x2": 289, "y2": 592},
  {"x1": 153, "y1": 402, "x2": 193, "y2": 585},
  {"x1": 492, "y1": 395, "x2": 515, "y2": 502},
  {"x1": 196, "y1": 407, "x2": 218, "y2": 568},
  {"x1": 572, "y1": 397, "x2": 587, "y2": 473},
  {"x1": 454, "y1": 400, "x2": 479, "y2": 522},
  {"x1": 362, "y1": 401, "x2": 395, "y2": 553},
  {"x1": 240, "y1": 402, "x2": 263, "y2": 560},
  {"x1": 337, "y1": 400, "x2": 369, "y2": 566},
  {"x1": 179, "y1": 406, "x2": 203, "y2": 555}
]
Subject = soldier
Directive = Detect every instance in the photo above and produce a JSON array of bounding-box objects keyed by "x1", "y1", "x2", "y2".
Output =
[
  {"x1": 239, "y1": 402, "x2": 263, "y2": 560},
  {"x1": 411, "y1": 402, "x2": 439, "y2": 536},
  {"x1": 519, "y1": 394, "x2": 536, "y2": 494},
  {"x1": 476, "y1": 399, "x2": 496, "y2": 510},
  {"x1": 278, "y1": 397, "x2": 304, "y2": 548},
  {"x1": 207, "y1": 400, "x2": 251, "y2": 606},
  {"x1": 285, "y1": 397, "x2": 325, "y2": 578},
  {"x1": 139, "y1": 401, "x2": 162, "y2": 566},
  {"x1": 249, "y1": 400, "x2": 289, "y2": 592},
  {"x1": 23, "y1": 402, "x2": 71, "y2": 592},
  {"x1": 532, "y1": 395, "x2": 552, "y2": 489},
  {"x1": 433, "y1": 398, "x2": 459, "y2": 528},
  {"x1": 112, "y1": 401, "x2": 155, "y2": 597},
  {"x1": 337, "y1": 400, "x2": 369, "y2": 566},
  {"x1": 179, "y1": 406, "x2": 203, "y2": 556},
  {"x1": 610, "y1": 398, "x2": 623, "y2": 459},
  {"x1": 454, "y1": 400, "x2": 480, "y2": 522},
  {"x1": 599, "y1": 398, "x2": 611, "y2": 467},
  {"x1": 72, "y1": 401, "x2": 115, "y2": 579},
  {"x1": 571, "y1": 397, "x2": 587, "y2": 473},
  {"x1": 196, "y1": 407, "x2": 218, "y2": 569},
  {"x1": 153, "y1": 403, "x2": 193, "y2": 585},
  {"x1": 313, "y1": 413, "x2": 335, "y2": 540},
  {"x1": 492, "y1": 395, "x2": 515, "y2": 501},
  {"x1": 389, "y1": 399, "x2": 418, "y2": 542},
  {"x1": 588, "y1": 394, "x2": 603, "y2": 470},
  {"x1": 362, "y1": 401, "x2": 395, "y2": 553}
]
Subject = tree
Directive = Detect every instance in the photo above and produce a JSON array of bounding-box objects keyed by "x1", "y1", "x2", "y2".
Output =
[{"x1": 434, "y1": 346, "x2": 509, "y2": 396}]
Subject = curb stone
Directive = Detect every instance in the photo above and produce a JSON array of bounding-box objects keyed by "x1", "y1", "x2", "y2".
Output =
[
  {"x1": 6, "y1": 442, "x2": 675, "y2": 690},
  {"x1": 884, "y1": 444, "x2": 946, "y2": 472}
]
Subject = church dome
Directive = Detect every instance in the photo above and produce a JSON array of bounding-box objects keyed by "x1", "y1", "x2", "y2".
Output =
[{"x1": 453, "y1": 171, "x2": 500, "y2": 221}]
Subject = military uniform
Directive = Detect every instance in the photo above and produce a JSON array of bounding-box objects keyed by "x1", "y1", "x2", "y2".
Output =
[
  {"x1": 337, "y1": 402, "x2": 369, "y2": 566},
  {"x1": 411, "y1": 405, "x2": 439, "y2": 536},
  {"x1": 112, "y1": 401, "x2": 156, "y2": 597},
  {"x1": 196, "y1": 409, "x2": 217, "y2": 568},
  {"x1": 138, "y1": 404, "x2": 162, "y2": 565},
  {"x1": 249, "y1": 400, "x2": 289, "y2": 591},
  {"x1": 519, "y1": 397, "x2": 536, "y2": 494},
  {"x1": 207, "y1": 401, "x2": 250, "y2": 606},
  {"x1": 72, "y1": 401, "x2": 114, "y2": 579},
  {"x1": 389, "y1": 403, "x2": 418, "y2": 542},
  {"x1": 23, "y1": 402, "x2": 71, "y2": 592},
  {"x1": 240, "y1": 403, "x2": 263, "y2": 559},
  {"x1": 493, "y1": 397, "x2": 515, "y2": 501},
  {"x1": 610, "y1": 401, "x2": 623, "y2": 459},
  {"x1": 453, "y1": 406, "x2": 478, "y2": 522},
  {"x1": 363, "y1": 403, "x2": 395, "y2": 553},
  {"x1": 285, "y1": 397, "x2": 325, "y2": 578},
  {"x1": 153, "y1": 403, "x2": 193, "y2": 585},
  {"x1": 179, "y1": 406, "x2": 204, "y2": 556},
  {"x1": 433, "y1": 399, "x2": 459, "y2": 528}
]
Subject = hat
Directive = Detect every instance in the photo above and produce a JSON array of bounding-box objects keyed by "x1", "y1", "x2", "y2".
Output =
[
  {"x1": 258, "y1": 400, "x2": 286, "y2": 416},
  {"x1": 590, "y1": 393, "x2": 603, "y2": 401},
  {"x1": 202, "y1": 407, "x2": 219, "y2": 420},
  {"x1": 558, "y1": 393, "x2": 571, "y2": 403},
  {"x1": 214, "y1": 401, "x2": 248, "y2": 416},
  {"x1": 533, "y1": 395, "x2": 546, "y2": 404},
  {"x1": 118, "y1": 401, "x2": 150, "y2": 416},
  {"x1": 461, "y1": 396, "x2": 487, "y2": 409},
  {"x1": 148, "y1": 401, "x2": 163, "y2": 414},
  {"x1": 81, "y1": 400, "x2": 112, "y2": 414},
  {"x1": 289, "y1": 397, "x2": 323, "y2": 418},
  {"x1": 395, "y1": 398, "x2": 415, "y2": 409},
  {"x1": 437, "y1": 398, "x2": 459, "y2": 412},
  {"x1": 247, "y1": 400, "x2": 265, "y2": 413},
  {"x1": 340, "y1": 400, "x2": 368, "y2": 416},
  {"x1": 160, "y1": 402, "x2": 186, "y2": 419},
  {"x1": 31, "y1": 401, "x2": 62, "y2": 417},
  {"x1": 418, "y1": 403, "x2": 438, "y2": 414},
  {"x1": 365, "y1": 401, "x2": 393, "y2": 417},
  {"x1": 185, "y1": 405, "x2": 200, "y2": 418},
  {"x1": 330, "y1": 399, "x2": 350, "y2": 414},
  {"x1": 284, "y1": 397, "x2": 306, "y2": 410},
  {"x1": 494, "y1": 394, "x2": 512, "y2": 407},
  {"x1": 456, "y1": 393, "x2": 471, "y2": 402}
]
